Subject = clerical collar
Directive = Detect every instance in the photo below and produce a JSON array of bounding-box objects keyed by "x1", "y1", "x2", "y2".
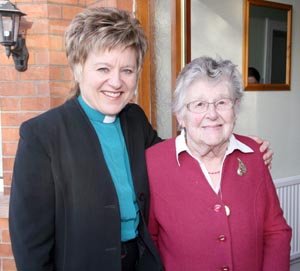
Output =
[
  {"x1": 103, "y1": 115, "x2": 116, "y2": 123},
  {"x1": 77, "y1": 95, "x2": 116, "y2": 123}
]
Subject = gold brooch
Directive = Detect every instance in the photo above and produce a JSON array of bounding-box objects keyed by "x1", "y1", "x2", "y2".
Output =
[{"x1": 237, "y1": 157, "x2": 247, "y2": 176}]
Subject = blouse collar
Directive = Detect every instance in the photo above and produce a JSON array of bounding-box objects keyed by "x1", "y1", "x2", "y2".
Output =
[{"x1": 175, "y1": 129, "x2": 253, "y2": 166}]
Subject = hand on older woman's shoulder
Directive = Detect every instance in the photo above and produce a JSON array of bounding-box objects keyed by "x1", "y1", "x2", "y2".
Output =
[{"x1": 249, "y1": 136, "x2": 273, "y2": 169}]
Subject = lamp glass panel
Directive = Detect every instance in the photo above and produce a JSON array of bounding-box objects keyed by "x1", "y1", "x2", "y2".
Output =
[
  {"x1": 2, "y1": 14, "x2": 13, "y2": 42},
  {"x1": 13, "y1": 14, "x2": 20, "y2": 41}
]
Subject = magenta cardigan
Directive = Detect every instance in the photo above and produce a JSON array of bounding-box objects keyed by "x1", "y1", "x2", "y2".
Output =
[{"x1": 146, "y1": 134, "x2": 291, "y2": 271}]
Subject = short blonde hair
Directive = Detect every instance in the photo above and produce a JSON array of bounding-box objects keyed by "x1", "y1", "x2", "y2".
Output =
[{"x1": 65, "y1": 7, "x2": 148, "y2": 97}]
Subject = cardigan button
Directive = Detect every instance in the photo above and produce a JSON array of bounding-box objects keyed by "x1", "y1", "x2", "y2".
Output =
[
  {"x1": 221, "y1": 266, "x2": 230, "y2": 271},
  {"x1": 218, "y1": 234, "x2": 226, "y2": 241},
  {"x1": 213, "y1": 204, "x2": 222, "y2": 212},
  {"x1": 138, "y1": 193, "x2": 145, "y2": 201}
]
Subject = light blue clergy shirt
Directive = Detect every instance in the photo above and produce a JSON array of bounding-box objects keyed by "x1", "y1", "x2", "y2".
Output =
[{"x1": 78, "y1": 96, "x2": 139, "y2": 241}]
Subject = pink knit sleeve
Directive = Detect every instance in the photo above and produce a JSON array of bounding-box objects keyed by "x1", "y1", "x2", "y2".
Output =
[{"x1": 262, "y1": 169, "x2": 292, "y2": 271}]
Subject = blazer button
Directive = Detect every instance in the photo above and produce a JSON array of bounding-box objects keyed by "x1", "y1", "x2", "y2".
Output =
[
  {"x1": 221, "y1": 266, "x2": 230, "y2": 271},
  {"x1": 138, "y1": 193, "x2": 145, "y2": 201}
]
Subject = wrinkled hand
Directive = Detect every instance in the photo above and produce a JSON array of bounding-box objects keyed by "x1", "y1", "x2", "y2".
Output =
[{"x1": 249, "y1": 136, "x2": 273, "y2": 169}]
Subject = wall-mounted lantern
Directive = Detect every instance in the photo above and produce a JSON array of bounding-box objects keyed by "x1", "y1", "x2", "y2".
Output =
[{"x1": 0, "y1": 0, "x2": 28, "y2": 71}]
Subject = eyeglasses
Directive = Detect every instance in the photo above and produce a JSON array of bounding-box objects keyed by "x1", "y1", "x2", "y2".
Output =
[{"x1": 186, "y1": 98, "x2": 235, "y2": 114}]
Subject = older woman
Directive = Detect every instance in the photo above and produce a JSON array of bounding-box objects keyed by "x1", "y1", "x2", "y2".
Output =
[
  {"x1": 146, "y1": 56, "x2": 291, "y2": 271},
  {"x1": 9, "y1": 7, "x2": 164, "y2": 271}
]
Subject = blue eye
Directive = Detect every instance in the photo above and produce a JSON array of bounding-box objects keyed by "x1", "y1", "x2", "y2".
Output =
[
  {"x1": 97, "y1": 67, "x2": 109, "y2": 73},
  {"x1": 122, "y1": 68, "x2": 134, "y2": 74}
]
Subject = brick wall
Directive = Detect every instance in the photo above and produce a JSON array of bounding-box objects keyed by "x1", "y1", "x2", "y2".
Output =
[{"x1": 0, "y1": 1, "x2": 133, "y2": 270}]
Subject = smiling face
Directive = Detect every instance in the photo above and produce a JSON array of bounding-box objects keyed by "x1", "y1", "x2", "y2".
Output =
[
  {"x1": 177, "y1": 78, "x2": 237, "y2": 156},
  {"x1": 77, "y1": 46, "x2": 138, "y2": 115}
]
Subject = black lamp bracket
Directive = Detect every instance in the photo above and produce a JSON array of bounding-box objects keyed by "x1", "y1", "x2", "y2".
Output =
[{"x1": 9, "y1": 34, "x2": 29, "y2": 72}]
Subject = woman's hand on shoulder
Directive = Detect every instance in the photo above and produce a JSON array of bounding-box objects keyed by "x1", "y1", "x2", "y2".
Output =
[{"x1": 249, "y1": 135, "x2": 273, "y2": 169}]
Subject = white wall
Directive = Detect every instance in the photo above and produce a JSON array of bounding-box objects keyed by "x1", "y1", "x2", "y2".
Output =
[
  {"x1": 154, "y1": 0, "x2": 173, "y2": 139},
  {"x1": 191, "y1": 0, "x2": 300, "y2": 179}
]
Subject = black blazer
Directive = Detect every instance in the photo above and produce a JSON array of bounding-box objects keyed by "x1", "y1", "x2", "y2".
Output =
[{"x1": 9, "y1": 98, "x2": 164, "y2": 271}]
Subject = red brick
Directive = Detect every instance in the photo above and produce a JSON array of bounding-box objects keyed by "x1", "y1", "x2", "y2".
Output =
[
  {"x1": 50, "y1": 81, "x2": 72, "y2": 96},
  {"x1": 51, "y1": 97, "x2": 67, "y2": 108},
  {"x1": 1, "y1": 112, "x2": 40, "y2": 126},
  {"x1": 49, "y1": 52, "x2": 68, "y2": 65},
  {"x1": 88, "y1": 0, "x2": 117, "y2": 8},
  {"x1": 3, "y1": 179, "x2": 12, "y2": 187},
  {"x1": 3, "y1": 173, "x2": 12, "y2": 186},
  {"x1": 0, "y1": 54, "x2": 11, "y2": 65},
  {"x1": 62, "y1": 67, "x2": 73, "y2": 81},
  {"x1": 30, "y1": 19, "x2": 49, "y2": 35},
  {"x1": 35, "y1": 82, "x2": 50, "y2": 95},
  {"x1": 0, "y1": 82, "x2": 35, "y2": 97},
  {"x1": 2, "y1": 143, "x2": 18, "y2": 157},
  {"x1": 25, "y1": 51, "x2": 34, "y2": 66},
  {"x1": 35, "y1": 51, "x2": 50, "y2": 65},
  {"x1": 20, "y1": 4, "x2": 48, "y2": 18},
  {"x1": 0, "y1": 244, "x2": 13, "y2": 257},
  {"x1": 49, "y1": 66, "x2": 65, "y2": 80},
  {"x1": 79, "y1": 0, "x2": 86, "y2": 6},
  {"x1": 27, "y1": 35, "x2": 49, "y2": 49},
  {"x1": 48, "y1": 5, "x2": 63, "y2": 19},
  {"x1": 62, "y1": 6, "x2": 84, "y2": 19},
  {"x1": 20, "y1": 67, "x2": 50, "y2": 80},
  {"x1": 2, "y1": 158, "x2": 15, "y2": 172},
  {"x1": 21, "y1": 97, "x2": 50, "y2": 111},
  {"x1": 1, "y1": 128, "x2": 19, "y2": 142},
  {"x1": 49, "y1": 20, "x2": 70, "y2": 35},
  {"x1": 2, "y1": 230, "x2": 11, "y2": 243},
  {"x1": 3, "y1": 258, "x2": 17, "y2": 271},
  {"x1": 0, "y1": 219, "x2": 8, "y2": 229},
  {"x1": 0, "y1": 68, "x2": 19, "y2": 81},
  {"x1": 49, "y1": 35, "x2": 64, "y2": 51},
  {"x1": 0, "y1": 99, "x2": 21, "y2": 111},
  {"x1": 3, "y1": 187, "x2": 11, "y2": 196},
  {"x1": 117, "y1": 0, "x2": 133, "y2": 11}
]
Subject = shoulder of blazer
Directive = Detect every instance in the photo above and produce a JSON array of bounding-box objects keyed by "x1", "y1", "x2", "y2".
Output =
[
  {"x1": 19, "y1": 98, "x2": 90, "y2": 143},
  {"x1": 18, "y1": 98, "x2": 98, "y2": 159},
  {"x1": 120, "y1": 103, "x2": 158, "y2": 131},
  {"x1": 119, "y1": 103, "x2": 162, "y2": 150},
  {"x1": 120, "y1": 103, "x2": 147, "y2": 120},
  {"x1": 21, "y1": 98, "x2": 84, "y2": 129}
]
